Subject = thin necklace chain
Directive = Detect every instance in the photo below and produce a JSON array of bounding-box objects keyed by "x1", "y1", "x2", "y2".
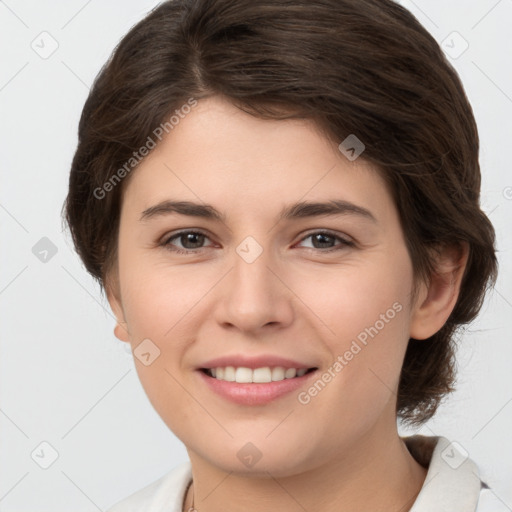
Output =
[{"x1": 185, "y1": 480, "x2": 195, "y2": 512}]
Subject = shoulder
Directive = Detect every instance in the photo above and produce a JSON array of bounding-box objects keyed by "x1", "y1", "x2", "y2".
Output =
[
  {"x1": 476, "y1": 488, "x2": 510, "y2": 511},
  {"x1": 105, "y1": 461, "x2": 192, "y2": 512},
  {"x1": 403, "y1": 435, "x2": 494, "y2": 512}
]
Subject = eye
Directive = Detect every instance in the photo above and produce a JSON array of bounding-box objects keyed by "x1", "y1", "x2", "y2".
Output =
[
  {"x1": 295, "y1": 230, "x2": 355, "y2": 252},
  {"x1": 161, "y1": 230, "x2": 214, "y2": 254},
  {"x1": 160, "y1": 229, "x2": 355, "y2": 255}
]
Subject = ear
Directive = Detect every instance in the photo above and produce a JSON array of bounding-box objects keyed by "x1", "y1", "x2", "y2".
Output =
[
  {"x1": 105, "y1": 275, "x2": 131, "y2": 343},
  {"x1": 409, "y1": 242, "x2": 469, "y2": 340}
]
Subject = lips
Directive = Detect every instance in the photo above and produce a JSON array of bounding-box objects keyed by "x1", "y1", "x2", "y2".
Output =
[{"x1": 197, "y1": 366, "x2": 319, "y2": 405}]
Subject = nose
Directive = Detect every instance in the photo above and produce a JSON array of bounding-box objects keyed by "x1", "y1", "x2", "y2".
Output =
[{"x1": 214, "y1": 239, "x2": 294, "y2": 334}]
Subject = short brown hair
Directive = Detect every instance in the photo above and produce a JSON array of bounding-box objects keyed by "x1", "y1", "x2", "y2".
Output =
[{"x1": 63, "y1": 0, "x2": 498, "y2": 425}]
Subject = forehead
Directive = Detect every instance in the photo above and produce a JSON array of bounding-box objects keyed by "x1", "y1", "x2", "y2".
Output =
[{"x1": 121, "y1": 96, "x2": 396, "y2": 225}]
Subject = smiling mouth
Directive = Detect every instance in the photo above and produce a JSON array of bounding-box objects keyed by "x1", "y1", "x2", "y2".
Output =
[{"x1": 199, "y1": 366, "x2": 318, "y2": 383}]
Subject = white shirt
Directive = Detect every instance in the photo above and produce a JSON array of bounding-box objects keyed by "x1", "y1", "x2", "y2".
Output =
[{"x1": 106, "y1": 436, "x2": 503, "y2": 512}]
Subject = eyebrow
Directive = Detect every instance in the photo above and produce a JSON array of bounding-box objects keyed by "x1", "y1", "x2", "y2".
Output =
[{"x1": 139, "y1": 199, "x2": 377, "y2": 224}]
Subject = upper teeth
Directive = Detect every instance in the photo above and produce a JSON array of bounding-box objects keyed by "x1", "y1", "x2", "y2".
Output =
[{"x1": 209, "y1": 366, "x2": 309, "y2": 383}]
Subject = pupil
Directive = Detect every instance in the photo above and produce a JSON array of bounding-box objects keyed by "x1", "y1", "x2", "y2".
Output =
[
  {"x1": 183, "y1": 233, "x2": 204, "y2": 249},
  {"x1": 314, "y1": 233, "x2": 333, "y2": 248}
]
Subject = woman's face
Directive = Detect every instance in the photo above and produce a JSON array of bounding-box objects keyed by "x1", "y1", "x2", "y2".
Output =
[{"x1": 108, "y1": 95, "x2": 427, "y2": 476}]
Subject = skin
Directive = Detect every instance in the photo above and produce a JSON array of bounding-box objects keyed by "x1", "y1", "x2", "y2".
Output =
[{"x1": 107, "y1": 95, "x2": 468, "y2": 512}]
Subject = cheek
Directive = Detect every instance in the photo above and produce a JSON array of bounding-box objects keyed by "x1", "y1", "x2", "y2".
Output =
[
  {"x1": 298, "y1": 257, "x2": 412, "y2": 344},
  {"x1": 116, "y1": 264, "x2": 204, "y2": 420},
  {"x1": 117, "y1": 236, "x2": 207, "y2": 335},
  {"x1": 296, "y1": 255, "x2": 413, "y2": 399}
]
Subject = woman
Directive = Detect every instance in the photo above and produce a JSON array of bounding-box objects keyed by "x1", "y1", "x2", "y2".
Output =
[{"x1": 63, "y1": 0, "x2": 499, "y2": 510}]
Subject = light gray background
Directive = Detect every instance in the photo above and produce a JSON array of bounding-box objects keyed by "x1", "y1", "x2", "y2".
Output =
[{"x1": 1, "y1": 0, "x2": 511, "y2": 510}]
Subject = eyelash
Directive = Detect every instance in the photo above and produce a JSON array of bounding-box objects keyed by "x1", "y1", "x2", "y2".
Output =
[{"x1": 160, "y1": 229, "x2": 355, "y2": 255}]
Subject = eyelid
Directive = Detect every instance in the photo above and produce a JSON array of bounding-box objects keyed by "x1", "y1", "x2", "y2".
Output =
[{"x1": 296, "y1": 228, "x2": 354, "y2": 245}]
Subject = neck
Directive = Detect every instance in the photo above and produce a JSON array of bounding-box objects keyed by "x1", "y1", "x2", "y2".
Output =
[{"x1": 182, "y1": 423, "x2": 427, "y2": 512}]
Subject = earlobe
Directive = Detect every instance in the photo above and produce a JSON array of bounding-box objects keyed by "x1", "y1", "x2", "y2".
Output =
[
  {"x1": 409, "y1": 242, "x2": 469, "y2": 340},
  {"x1": 105, "y1": 279, "x2": 131, "y2": 343},
  {"x1": 114, "y1": 321, "x2": 131, "y2": 342}
]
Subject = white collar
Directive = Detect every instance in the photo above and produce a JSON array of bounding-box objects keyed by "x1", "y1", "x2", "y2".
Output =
[{"x1": 405, "y1": 435, "x2": 484, "y2": 512}]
